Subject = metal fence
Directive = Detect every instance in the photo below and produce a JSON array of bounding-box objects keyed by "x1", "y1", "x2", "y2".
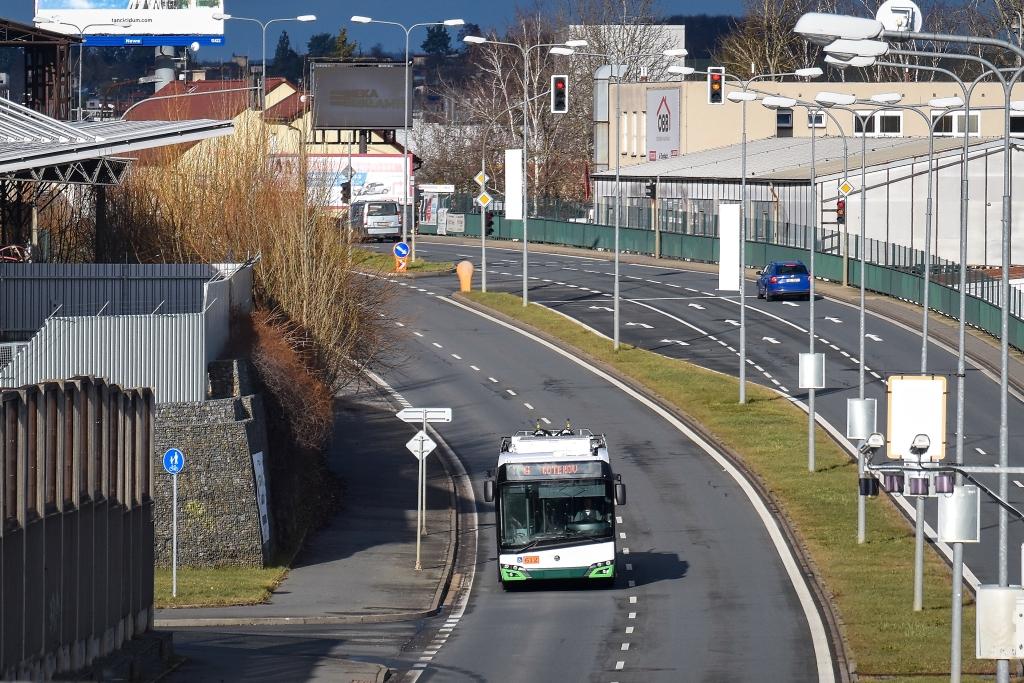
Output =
[{"x1": 1, "y1": 377, "x2": 154, "y2": 680}]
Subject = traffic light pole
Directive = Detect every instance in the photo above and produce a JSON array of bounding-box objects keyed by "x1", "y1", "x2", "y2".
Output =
[{"x1": 480, "y1": 152, "x2": 487, "y2": 293}]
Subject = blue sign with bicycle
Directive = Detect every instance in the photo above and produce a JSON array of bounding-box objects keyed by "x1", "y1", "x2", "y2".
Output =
[
  {"x1": 394, "y1": 242, "x2": 410, "y2": 258},
  {"x1": 162, "y1": 448, "x2": 185, "y2": 475}
]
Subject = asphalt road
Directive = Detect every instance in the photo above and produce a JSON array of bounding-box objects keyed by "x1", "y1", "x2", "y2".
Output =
[
  {"x1": 375, "y1": 276, "x2": 827, "y2": 682},
  {"x1": 384, "y1": 238, "x2": 1024, "y2": 590}
]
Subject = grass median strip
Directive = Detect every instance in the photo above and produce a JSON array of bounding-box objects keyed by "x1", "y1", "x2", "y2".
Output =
[
  {"x1": 155, "y1": 566, "x2": 288, "y2": 609},
  {"x1": 463, "y1": 290, "x2": 989, "y2": 679},
  {"x1": 353, "y1": 247, "x2": 453, "y2": 274}
]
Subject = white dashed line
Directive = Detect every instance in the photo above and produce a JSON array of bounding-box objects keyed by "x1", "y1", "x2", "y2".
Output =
[
  {"x1": 451, "y1": 354, "x2": 462, "y2": 360},
  {"x1": 840, "y1": 350, "x2": 850, "y2": 358},
  {"x1": 623, "y1": 547, "x2": 630, "y2": 555},
  {"x1": 414, "y1": 331, "x2": 424, "y2": 337},
  {"x1": 541, "y1": 417, "x2": 551, "y2": 425},
  {"x1": 629, "y1": 596, "x2": 638, "y2": 604},
  {"x1": 615, "y1": 662, "x2": 625, "y2": 671},
  {"x1": 780, "y1": 386, "x2": 790, "y2": 393},
  {"x1": 619, "y1": 532, "x2": 626, "y2": 539},
  {"x1": 506, "y1": 389, "x2": 517, "y2": 396},
  {"x1": 621, "y1": 643, "x2": 631, "y2": 651},
  {"x1": 625, "y1": 563, "x2": 632, "y2": 571},
  {"x1": 488, "y1": 377, "x2": 499, "y2": 383},
  {"x1": 626, "y1": 626, "x2": 635, "y2": 634},
  {"x1": 1015, "y1": 480, "x2": 1024, "y2": 488},
  {"x1": 432, "y1": 342, "x2": 443, "y2": 348},
  {"x1": 977, "y1": 448, "x2": 987, "y2": 456},
  {"x1": 470, "y1": 365, "x2": 480, "y2": 372},
  {"x1": 396, "y1": 322, "x2": 405, "y2": 327},
  {"x1": 627, "y1": 580, "x2": 636, "y2": 588},
  {"x1": 616, "y1": 516, "x2": 623, "y2": 524}
]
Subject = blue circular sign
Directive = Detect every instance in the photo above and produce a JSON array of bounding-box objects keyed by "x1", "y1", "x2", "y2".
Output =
[
  {"x1": 393, "y1": 242, "x2": 410, "y2": 258},
  {"x1": 162, "y1": 448, "x2": 185, "y2": 475}
]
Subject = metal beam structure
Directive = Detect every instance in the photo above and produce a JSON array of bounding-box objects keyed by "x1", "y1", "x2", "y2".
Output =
[{"x1": 0, "y1": 18, "x2": 80, "y2": 121}]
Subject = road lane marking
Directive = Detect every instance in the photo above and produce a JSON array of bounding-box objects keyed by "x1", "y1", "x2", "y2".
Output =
[
  {"x1": 615, "y1": 662, "x2": 625, "y2": 670},
  {"x1": 433, "y1": 342, "x2": 443, "y2": 348},
  {"x1": 616, "y1": 516, "x2": 623, "y2": 523},
  {"x1": 470, "y1": 365, "x2": 480, "y2": 371},
  {"x1": 626, "y1": 626, "x2": 635, "y2": 634},
  {"x1": 621, "y1": 643, "x2": 631, "y2": 651},
  {"x1": 619, "y1": 532, "x2": 626, "y2": 539},
  {"x1": 451, "y1": 354, "x2": 462, "y2": 360},
  {"x1": 629, "y1": 596, "x2": 637, "y2": 603},
  {"x1": 625, "y1": 563, "x2": 632, "y2": 570},
  {"x1": 541, "y1": 417, "x2": 551, "y2": 425},
  {"x1": 627, "y1": 580, "x2": 636, "y2": 587},
  {"x1": 414, "y1": 331, "x2": 424, "y2": 337},
  {"x1": 623, "y1": 547, "x2": 630, "y2": 554},
  {"x1": 396, "y1": 322, "x2": 405, "y2": 327},
  {"x1": 628, "y1": 612, "x2": 636, "y2": 619},
  {"x1": 1015, "y1": 481, "x2": 1024, "y2": 488},
  {"x1": 506, "y1": 389, "x2": 517, "y2": 396},
  {"x1": 524, "y1": 402, "x2": 534, "y2": 410},
  {"x1": 488, "y1": 377, "x2": 499, "y2": 383},
  {"x1": 977, "y1": 448, "x2": 987, "y2": 455}
]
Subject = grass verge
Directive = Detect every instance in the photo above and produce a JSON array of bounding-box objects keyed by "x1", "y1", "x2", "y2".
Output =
[
  {"x1": 353, "y1": 247, "x2": 453, "y2": 274},
  {"x1": 155, "y1": 566, "x2": 288, "y2": 609},
  {"x1": 463, "y1": 290, "x2": 991, "y2": 679}
]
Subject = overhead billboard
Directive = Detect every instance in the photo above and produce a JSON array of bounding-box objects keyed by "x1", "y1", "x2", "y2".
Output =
[
  {"x1": 271, "y1": 154, "x2": 413, "y2": 210},
  {"x1": 34, "y1": 1, "x2": 226, "y2": 47},
  {"x1": 645, "y1": 89, "x2": 679, "y2": 162},
  {"x1": 310, "y1": 63, "x2": 410, "y2": 130}
]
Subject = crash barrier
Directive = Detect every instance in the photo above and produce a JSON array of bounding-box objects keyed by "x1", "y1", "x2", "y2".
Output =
[{"x1": 1, "y1": 376, "x2": 154, "y2": 679}]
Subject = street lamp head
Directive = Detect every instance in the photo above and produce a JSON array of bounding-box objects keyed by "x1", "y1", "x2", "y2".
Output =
[
  {"x1": 866, "y1": 432, "x2": 885, "y2": 450},
  {"x1": 443, "y1": 19, "x2": 465, "y2": 26},
  {"x1": 824, "y1": 38, "x2": 889, "y2": 59},
  {"x1": 824, "y1": 54, "x2": 877, "y2": 69},
  {"x1": 794, "y1": 12, "x2": 884, "y2": 45},
  {"x1": 351, "y1": 16, "x2": 372, "y2": 24},
  {"x1": 870, "y1": 92, "x2": 903, "y2": 104},
  {"x1": 663, "y1": 48, "x2": 688, "y2": 57},
  {"x1": 549, "y1": 47, "x2": 575, "y2": 56},
  {"x1": 761, "y1": 95, "x2": 798, "y2": 110},
  {"x1": 296, "y1": 15, "x2": 317, "y2": 22},
  {"x1": 815, "y1": 91, "x2": 857, "y2": 107},
  {"x1": 1011, "y1": 101, "x2": 1024, "y2": 112},
  {"x1": 795, "y1": 67, "x2": 824, "y2": 78},
  {"x1": 929, "y1": 96, "x2": 964, "y2": 109},
  {"x1": 667, "y1": 65, "x2": 695, "y2": 76},
  {"x1": 212, "y1": 12, "x2": 229, "y2": 20},
  {"x1": 564, "y1": 39, "x2": 588, "y2": 48},
  {"x1": 33, "y1": 15, "x2": 54, "y2": 23},
  {"x1": 463, "y1": 35, "x2": 487, "y2": 44},
  {"x1": 727, "y1": 91, "x2": 757, "y2": 102}
]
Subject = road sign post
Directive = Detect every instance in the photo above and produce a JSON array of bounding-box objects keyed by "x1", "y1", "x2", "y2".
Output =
[
  {"x1": 162, "y1": 448, "x2": 186, "y2": 598},
  {"x1": 393, "y1": 241, "x2": 410, "y2": 273},
  {"x1": 398, "y1": 408, "x2": 449, "y2": 570}
]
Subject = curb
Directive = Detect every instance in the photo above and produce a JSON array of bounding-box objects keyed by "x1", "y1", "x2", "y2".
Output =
[
  {"x1": 451, "y1": 292, "x2": 852, "y2": 683},
  {"x1": 154, "y1": 382, "x2": 461, "y2": 630}
]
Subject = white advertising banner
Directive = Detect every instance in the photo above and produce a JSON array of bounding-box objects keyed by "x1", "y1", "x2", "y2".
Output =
[
  {"x1": 35, "y1": 1, "x2": 225, "y2": 42},
  {"x1": 505, "y1": 149, "x2": 523, "y2": 220},
  {"x1": 645, "y1": 89, "x2": 680, "y2": 162},
  {"x1": 271, "y1": 154, "x2": 413, "y2": 210},
  {"x1": 886, "y1": 375, "x2": 948, "y2": 462},
  {"x1": 251, "y1": 452, "x2": 270, "y2": 545},
  {"x1": 718, "y1": 203, "x2": 740, "y2": 291}
]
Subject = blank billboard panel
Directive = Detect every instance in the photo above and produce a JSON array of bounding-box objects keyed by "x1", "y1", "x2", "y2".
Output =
[{"x1": 311, "y1": 63, "x2": 411, "y2": 130}]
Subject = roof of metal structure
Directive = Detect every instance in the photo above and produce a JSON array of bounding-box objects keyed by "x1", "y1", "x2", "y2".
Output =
[
  {"x1": 593, "y1": 135, "x2": 1001, "y2": 183},
  {"x1": 0, "y1": 97, "x2": 234, "y2": 177},
  {"x1": 0, "y1": 18, "x2": 81, "y2": 45}
]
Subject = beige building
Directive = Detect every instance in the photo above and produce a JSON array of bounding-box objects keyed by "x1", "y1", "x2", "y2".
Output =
[{"x1": 596, "y1": 79, "x2": 1024, "y2": 170}]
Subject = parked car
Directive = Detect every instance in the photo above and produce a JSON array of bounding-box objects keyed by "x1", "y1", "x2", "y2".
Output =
[{"x1": 757, "y1": 260, "x2": 811, "y2": 301}]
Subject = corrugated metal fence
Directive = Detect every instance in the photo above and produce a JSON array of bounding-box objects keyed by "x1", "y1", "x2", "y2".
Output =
[{"x1": 1, "y1": 377, "x2": 154, "y2": 680}]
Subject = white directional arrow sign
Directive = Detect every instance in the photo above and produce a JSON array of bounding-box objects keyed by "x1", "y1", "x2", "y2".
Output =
[
  {"x1": 589, "y1": 305, "x2": 614, "y2": 312},
  {"x1": 865, "y1": 334, "x2": 884, "y2": 342},
  {"x1": 406, "y1": 430, "x2": 437, "y2": 461},
  {"x1": 723, "y1": 319, "x2": 740, "y2": 327},
  {"x1": 688, "y1": 303, "x2": 706, "y2": 310},
  {"x1": 396, "y1": 408, "x2": 452, "y2": 423},
  {"x1": 660, "y1": 339, "x2": 690, "y2": 346},
  {"x1": 762, "y1": 337, "x2": 781, "y2": 344},
  {"x1": 626, "y1": 322, "x2": 653, "y2": 329},
  {"x1": 782, "y1": 301, "x2": 800, "y2": 307},
  {"x1": 825, "y1": 316, "x2": 843, "y2": 324}
]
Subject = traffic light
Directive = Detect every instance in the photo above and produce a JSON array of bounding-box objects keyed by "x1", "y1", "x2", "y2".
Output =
[
  {"x1": 836, "y1": 198, "x2": 846, "y2": 225},
  {"x1": 707, "y1": 67, "x2": 724, "y2": 105},
  {"x1": 551, "y1": 75, "x2": 568, "y2": 114},
  {"x1": 644, "y1": 180, "x2": 657, "y2": 199},
  {"x1": 485, "y1": 211, "x2": 495, "y2": 235}
]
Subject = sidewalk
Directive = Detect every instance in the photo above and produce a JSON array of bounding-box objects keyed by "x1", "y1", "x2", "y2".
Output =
[
  {"x1": 155, "y1": 384, "x2": 457, "y2": 628},
  {"x1": 422, "y1": 234, "x2": 1024, "y2": 394}
]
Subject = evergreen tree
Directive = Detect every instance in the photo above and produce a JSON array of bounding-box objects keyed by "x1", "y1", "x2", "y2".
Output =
[
  {"x1": 271, "y1": 30, "x2": 302, "y2": 83},
  {"x1": 421, "y1": 25, "x2": 452, "y2": 57},
  {"x1": 307, "y1": 33, "x2": 335, "y2": 59},
  {"x1": 333, "y1": 27, "x2": 358, "y2": 60}
]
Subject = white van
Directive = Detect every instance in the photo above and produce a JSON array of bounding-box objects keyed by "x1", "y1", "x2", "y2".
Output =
[{"x1": 350, "y1": 200, "x2": 401, "y2": 242}]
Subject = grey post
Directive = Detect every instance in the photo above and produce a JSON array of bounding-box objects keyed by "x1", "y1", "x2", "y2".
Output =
[
  {"x1": 613, "y1": 59, "x2": 621, "y2": 349},
  {"x1": 172, "y1": 470, "x2": 178, "y2": 598},
  {"x1": 808, "y1": 111, "x2": 817, "y2": 473},
  {"x1": 481, "y1": 147, "x2": 487, "y2": 292}
]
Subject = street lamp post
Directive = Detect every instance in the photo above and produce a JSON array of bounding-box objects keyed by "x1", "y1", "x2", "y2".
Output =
[
  {"x1": 557, "y1": 48, "x2": 687, "y2": 348},
  {"x1": 353, "y1": 17, "x2": 465, "y2": 260},
  {"x1": 214, "y1": 13, "x2": 317, "y2": 112},
  {"x1": 34, "y1": 17, "x2": 132, "y2": 120},
  {"x1": 463, "y1": 36, "x2": 588, "y2": 307}
]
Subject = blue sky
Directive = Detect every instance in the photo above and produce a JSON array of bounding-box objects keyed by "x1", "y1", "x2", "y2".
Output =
[{"x1": 11, "y1": 0, "x2": 743, "y2": 59}]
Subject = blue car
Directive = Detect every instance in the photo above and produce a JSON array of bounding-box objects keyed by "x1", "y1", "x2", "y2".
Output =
[{"x1": 757, "y1": 260, "x2": 811, "y2": 301}]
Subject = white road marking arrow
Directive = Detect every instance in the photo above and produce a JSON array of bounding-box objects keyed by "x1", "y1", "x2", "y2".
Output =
[
  {"x1": 660, "y1": 339, "x2": 690, "y2": 346},
  {"x1": 723, "y1": 319, "x2": 740, "y2": 327},
  {"x1": 865, "y1": 334, "x2": 883, "y2": 342},
  {"x1": 589, "y1": 305, "x2": 614, "y2": 312},
  {"x1": 688, "y1": 303, "x2": 706, "y2": 310},
  {"x1": 762, "y1": 337, "x2": 781, "y2": 344},
  {"x1": 626, "y1": 322, "x2": 653, "y2": 329},
  {"x1": 825, "y1": 316, "x2": 843, "y2": 323},
  {"x1": 782, "y1": 301, "x2": 799, "y2": 307}
]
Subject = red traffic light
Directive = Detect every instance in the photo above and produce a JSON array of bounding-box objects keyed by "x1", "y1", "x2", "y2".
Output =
[
  {"x1": 556, "y1": 80, "x2": 565, "y2": 90},
  {"x1": 711, "y1": 73, "x2": 722, "y2": 82}
]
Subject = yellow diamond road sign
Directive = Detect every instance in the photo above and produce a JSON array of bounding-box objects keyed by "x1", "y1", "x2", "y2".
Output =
[
  {"x1": 838, "y1": 179, "x2": 854, "y2": 196},
  {"x1": 474, "y1": 171, "x2": 489, "y2": 186},
  {"x1": 476, "y1": 191, "x2": 492, "y2": 207}
]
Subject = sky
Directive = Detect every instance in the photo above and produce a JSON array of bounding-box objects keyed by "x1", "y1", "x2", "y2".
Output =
[{"x1": 9, "y1": 0, "x2": 742, "y2": 60}]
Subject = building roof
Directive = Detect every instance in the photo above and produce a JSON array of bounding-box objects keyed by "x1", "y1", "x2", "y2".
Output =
[
  {"x1": 124, "y1": 78, "x2": 292, "y2": 122},
  {"x1": 593, "y1": 135, "x2": 1001, "y2": 183},
  {"x1": 0, "y1": 96, "x2": 233, "y2": 176},
  {"x1": 264, "y1": 91, "x2": 306, "y2": 123}
]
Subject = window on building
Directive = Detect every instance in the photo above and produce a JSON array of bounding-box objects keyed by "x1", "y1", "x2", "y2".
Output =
[
  {"x1": 807, "y1": 110, "x2": 825, "y2": 128},
  {"x1": 855, "y1": 111, "x2": 902, "y2": 137},
  {"x1": 620, "y1": 111, "x2": 628, "y2": 154},
  {"x1": 776, "y1": 109, "x2": 793, "y2": 138},
  {"x1": 932, "y1": 111, "x2": 980, "y2": 137}
]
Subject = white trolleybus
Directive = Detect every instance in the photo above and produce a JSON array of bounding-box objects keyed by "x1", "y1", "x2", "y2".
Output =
[{"x1": 484, "y1": 423, "x2": 626, "y2": 588}]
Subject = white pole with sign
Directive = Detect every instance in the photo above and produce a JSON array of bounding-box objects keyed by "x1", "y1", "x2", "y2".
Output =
[
  {"x1": 162, "y1": 448, "x2": 186, "y2": 598},
  {"x1": 398, "y1": 408, "x2": 451, "y2": 570}
]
